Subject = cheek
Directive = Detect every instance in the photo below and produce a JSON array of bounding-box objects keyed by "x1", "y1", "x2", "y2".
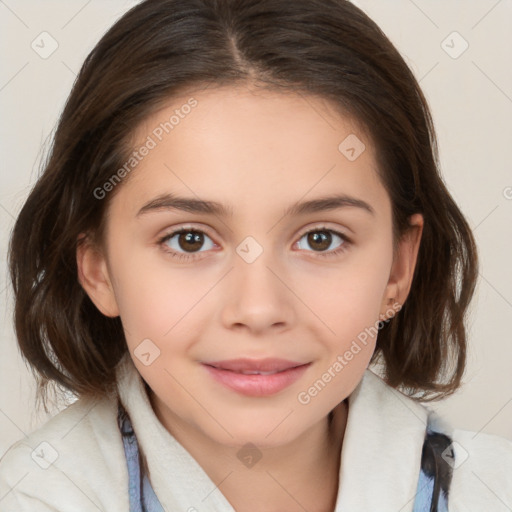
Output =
[
  {"x1": 295, "y1": 264, "x2": 390, "y2": 411},
  {"x1": 107, "y1": 244, "x2": 207, "y2": 344},
  {"x1": 303, "y1": 248, "x2": 392, "y2": 334},
  {"x1": 300, "y1": 241, "x2": 393, "y2": 388}
]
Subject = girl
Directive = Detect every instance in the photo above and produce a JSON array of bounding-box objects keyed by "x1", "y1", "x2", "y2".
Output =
[{"x1": 1, "y1": 0, "x2": 511, "y2": 511}]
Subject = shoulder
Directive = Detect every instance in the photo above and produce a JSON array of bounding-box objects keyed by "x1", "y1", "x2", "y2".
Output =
[
  {"x1": 448, "y1": 427, "x2": 512, "y2": 511},
  {"x1": 0, "y1": 393, "x2": 129, "y2": 512},
  {"x1": 377, "y1": 384, "x2": 512, "y2": 511}
]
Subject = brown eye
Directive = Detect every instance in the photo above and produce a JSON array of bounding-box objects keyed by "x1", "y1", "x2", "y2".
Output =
[
  {"x1": 160, "y1": 229, "x2": 215, "y2": 256},
  {"x1": 297, "y1": 228, "x2": 347, "y2": 253},
  {"x1": 307, "y1": 231, "x2": 332, "y2": 251},
  {"x1": 176, "y1": 231, "x2": 205, "y2": 252}
]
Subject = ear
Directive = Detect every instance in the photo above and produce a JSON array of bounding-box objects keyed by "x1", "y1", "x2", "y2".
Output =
[
  {"x1": 380, "y1": 213, "x2": 424, "y2": 319},
  {"x1": 76, "y1": 234, "x2": 120, "y2": 318}
]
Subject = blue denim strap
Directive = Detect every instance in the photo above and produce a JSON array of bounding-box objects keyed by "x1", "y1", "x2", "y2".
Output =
[
  {"x1": 413, "y1": 426, "x2": 453, "y2": 511},
  {"x1": 118, "y1": 402, "x2": 165, "y2": 512}
]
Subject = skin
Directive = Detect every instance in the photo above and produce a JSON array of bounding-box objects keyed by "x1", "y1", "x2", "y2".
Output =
[{"x1": 77, "y1": 84, "x2": 423, "y2": 512}]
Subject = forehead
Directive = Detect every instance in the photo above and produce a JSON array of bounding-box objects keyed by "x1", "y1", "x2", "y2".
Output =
[
  {"x1": 115, "y1": 84, "x2": 387, "y2": 218},
  {"x1": 131, "y1": 83, "x2": 370, "y2": 159}
]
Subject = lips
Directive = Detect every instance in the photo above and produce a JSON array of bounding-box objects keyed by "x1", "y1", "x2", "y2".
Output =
[
  {"x1": 202, "y1": 359, "x2": 311, "y2": 397},
  {"x1": 202, "y1": 358, "x2": 308, "y2": 374}
]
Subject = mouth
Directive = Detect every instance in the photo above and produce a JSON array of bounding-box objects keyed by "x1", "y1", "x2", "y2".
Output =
[
  {"x1": 201, "y1": 358, "x2": 312, "y2": 396},
  {"x1": 203, "y1": 357, "x2": 309, "y2": 373}
]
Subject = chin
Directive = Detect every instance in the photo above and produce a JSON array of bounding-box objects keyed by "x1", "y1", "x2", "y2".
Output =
[{"x1": 202, "y1": 414, "x2": 315, "y2": 451}]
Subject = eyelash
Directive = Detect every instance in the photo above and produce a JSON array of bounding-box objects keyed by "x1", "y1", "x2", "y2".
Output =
[{"x1": 157, "y1": 226, "x2": 352, "y2": 262}]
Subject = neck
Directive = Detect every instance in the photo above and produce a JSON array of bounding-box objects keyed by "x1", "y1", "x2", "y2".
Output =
[{"x1": 150, "y1": 389, "x2": 349, "y2": 512}]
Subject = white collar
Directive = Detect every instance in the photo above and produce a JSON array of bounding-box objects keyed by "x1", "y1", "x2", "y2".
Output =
[{"x1": 116, "y1": 354, "x2": 432, "y2": 511}]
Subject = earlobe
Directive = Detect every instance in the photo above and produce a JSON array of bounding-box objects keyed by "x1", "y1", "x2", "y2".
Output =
[
  {"x1": 76, "y1": 234, "x2": 120, "y2": 318},
  {"x1": 381, "y1": 213, "x2": 424, "y2": 316}
]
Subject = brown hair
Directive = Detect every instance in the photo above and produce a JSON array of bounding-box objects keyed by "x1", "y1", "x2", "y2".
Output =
[{"x1": 8, "y1": 0, "x2": 478, "y2": 411}]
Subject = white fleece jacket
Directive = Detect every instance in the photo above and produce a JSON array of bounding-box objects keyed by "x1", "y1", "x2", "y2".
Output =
[{"x1": 0, "y1": 354, "x2": 511, "y2": 511}]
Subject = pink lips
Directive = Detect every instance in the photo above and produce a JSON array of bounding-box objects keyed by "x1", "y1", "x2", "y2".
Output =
[{"x1": 201, "y1": 358, "x2": 311, "y2": 396}]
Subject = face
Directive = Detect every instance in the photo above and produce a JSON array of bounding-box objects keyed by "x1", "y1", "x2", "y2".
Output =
[{"x1": 78, "y1": 84, "x2": 422, "y2": 449}]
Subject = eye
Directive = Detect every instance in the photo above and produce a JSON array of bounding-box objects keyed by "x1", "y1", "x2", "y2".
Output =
[
  {"x1": 157, "y1": 225, "x2": 351, "y2": 262},
  {"x1": 295, "y1": 227, "x2": 350, "y2": 257},
  {"x1": 158, "y1": 228, "x2": 216, "y2": 261}
]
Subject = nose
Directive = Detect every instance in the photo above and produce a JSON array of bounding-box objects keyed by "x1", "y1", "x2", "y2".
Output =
[{"x1": 220, "y1": 251, "x2": 296, "y2": 335}]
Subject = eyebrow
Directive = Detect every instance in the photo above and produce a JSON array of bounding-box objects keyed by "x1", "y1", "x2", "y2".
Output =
[{"x1": 136, "y1": 193, "x2": 375, "y2": 218}]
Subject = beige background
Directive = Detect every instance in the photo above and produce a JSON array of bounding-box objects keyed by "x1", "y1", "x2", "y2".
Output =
[{"x1": 1, "y1": 0, "x2": 511, "y2": 458}]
